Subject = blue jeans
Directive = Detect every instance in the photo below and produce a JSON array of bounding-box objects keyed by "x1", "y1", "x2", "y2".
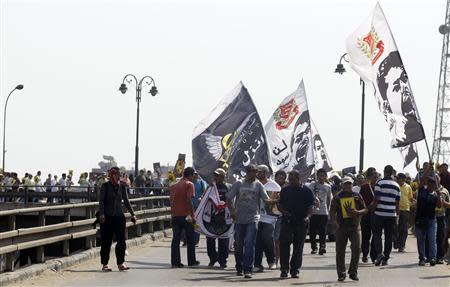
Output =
[
  {"x1": 415, "y1": 218, "x2": 437, "y2": 261},
  {"x1": 171, "y1": 216, "x2": 197, "y2": 266},
  {"x1": 254, "y1": 221, "x2": 275, "y2": 267},
  {"x1": 234, "y1": 222, "x2": 258, "y2": 273}
]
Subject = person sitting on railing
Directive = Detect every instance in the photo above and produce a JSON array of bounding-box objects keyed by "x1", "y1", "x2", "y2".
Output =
[{"x1": 99, "y1": 166, "x2": 137, "y2": 272}]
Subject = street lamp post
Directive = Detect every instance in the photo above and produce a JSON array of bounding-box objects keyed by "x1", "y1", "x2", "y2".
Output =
[
  {"x1": 2, "y1": 85, "x2": 24, "y2": 172},
  {"x1": 119, "y1": 74, "x2": 158, "y2": 178},
  {"x1": 335, "y1": 53, "x2": 366, "y2": 173}
]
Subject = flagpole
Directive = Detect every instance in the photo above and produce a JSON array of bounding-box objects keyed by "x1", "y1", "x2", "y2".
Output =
[{"x1": 359, "y1": 78, "x2": 366, "y2": 174}]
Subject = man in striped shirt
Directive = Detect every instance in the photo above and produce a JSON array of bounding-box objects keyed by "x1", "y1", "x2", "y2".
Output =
[{"x1": 370, "y1": 165, "x2": 400, "y2": 266}]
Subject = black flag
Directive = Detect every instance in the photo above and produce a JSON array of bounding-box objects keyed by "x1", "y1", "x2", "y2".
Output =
[{"x1": 192, "y1": 82, "x2": 271, "y2": 183}]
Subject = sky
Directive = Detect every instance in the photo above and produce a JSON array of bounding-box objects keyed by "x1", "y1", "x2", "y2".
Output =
[{"x1": 0, "y1": 0, "x2": 445, "y2": 179}]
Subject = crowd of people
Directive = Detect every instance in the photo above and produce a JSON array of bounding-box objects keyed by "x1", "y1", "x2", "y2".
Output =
[
  {"x1": 0, "y1": 168, "x2": 173, "y2": 203},
  {"x1": 168, "y1": 162, "x2": 450, "y2": 282}
]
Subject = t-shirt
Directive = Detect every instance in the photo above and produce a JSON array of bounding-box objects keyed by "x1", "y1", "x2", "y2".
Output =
[
  {"x1": 399, "y1": 183, "x2": 414, "y2": 211},
  {"x1": 416, "y1": 187, "x2": 439, "y2": 220},
  {"x1": 435, "y1": 187, "x2": 449, "y2": 217},
  {"x1": 352, "y1": 186, "x2": 361, "y2": 194},
  {"x1": 374, "y1": 178, "x2": 400, "y2": 217},
  {"x1": 330, "y1": 191, "x2": 366, "y2": 227},
  {"x1": 192, "y1": 179, "x2": 206, "y2": 207},
  {"x1": 226, "y1": 179, "x2": 269, "y2": 224},
  {"x1": 216, "y1": 182, "x2": 231, "y2": 202},
  {"x1": 170, "y1": 178, "x2": 195, "y2": 217},
  {"x1": 307, "y1": 181, "x2": 332, "y2": 215},
  {"x1": 260, "y1": 180, "x2": 281, "y2": 224},
  {"x1": 279, "y1": 184, "x2": 315, "y2": 223}
]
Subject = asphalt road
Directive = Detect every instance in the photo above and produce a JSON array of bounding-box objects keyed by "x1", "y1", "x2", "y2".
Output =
[{"x1": 10, "y1": 235, "x2": 450, "y2": 287}]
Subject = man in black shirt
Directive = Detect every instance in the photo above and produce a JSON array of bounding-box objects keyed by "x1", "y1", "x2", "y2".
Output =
[
  {"x1": 278, "y1": 169, "x2": 315, "y2": 279},
  {"x1": 206, "y1": 168, "x2": 231, "y2": 268},
  {"x1": 99, "y1": 167, "x2": 137, "y2": 271}
]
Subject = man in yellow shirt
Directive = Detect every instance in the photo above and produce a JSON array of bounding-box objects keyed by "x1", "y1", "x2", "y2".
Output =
[{"x1": 394, "y1": 173, "x2": 415, "y2": 252}]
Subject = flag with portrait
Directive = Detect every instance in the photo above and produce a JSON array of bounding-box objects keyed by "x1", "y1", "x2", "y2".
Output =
[
  {"x1": 192, "y1": 82, "x2": 271, "y2": 183},
  {"x1": 346, "y1": 2, "x2": 424, "y2": 167},
  {"x1": 265, "y1": 80, "x2": 315, "y2": 181}
]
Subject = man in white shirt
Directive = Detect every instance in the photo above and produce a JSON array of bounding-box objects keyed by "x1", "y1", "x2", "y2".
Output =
[{"x1": 253, "y1": 165, "x2": 281, "y2": 272}]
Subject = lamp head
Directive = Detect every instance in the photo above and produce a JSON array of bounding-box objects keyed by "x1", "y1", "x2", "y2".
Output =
[
  {"x1": 439, "y1": 24, "x2": 450, "y2": 35},
  {"x1": 149, "y1": 86, "x2": 158, "y2": 97},
  {"x1": 335, "y1": 63, "x2": 346, "y2": 74},
  {"x1": 119, "y1": 83, "x2": 128, "y2": 94},
  {"x1": 16, "y1": 85, "x2": 24, "y2": 90}
]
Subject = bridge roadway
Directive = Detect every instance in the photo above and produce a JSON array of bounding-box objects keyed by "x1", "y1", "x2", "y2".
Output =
[{"x1": 10, "y1": 235, "x2": 450, "y2": 287}]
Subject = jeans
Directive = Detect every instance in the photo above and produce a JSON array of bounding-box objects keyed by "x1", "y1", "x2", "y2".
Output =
[
  {"x1": 171, "y1": 216, "x2": 197, "y2": 266},
  {"x1": 372, "y1": 215, "x2": 395, "y2": 260},
  {"x1": 335, "y1": 224, "x2": 360, "y2": 277},
  {"x1": 254, "y1": 221, "x2": 275, "y2": 267},
  {"x1": 360, "y1": 213, "x2": 376, "y2": 261},
  {"x1": 436, "y1": 216, "x2": 446, "y2": 259},
  {"x1": 279, "y1": 219, "x2": 308, "y2": 275},
  {"x1": 206, "y1": 237, "x2": 229, "y2": 265},
  {"x1": 309, "y1": 214, "x2": 328, "y2": 250},
  {"x1": 393, "y1": 211, "x2": 410, "y2": 250},
  {"x1": 415, "y1": 218, "x2": 437, "y2": 261},
  {"x1": 100, "y1": 215, "x2": 126, "y2": 265},
  {"x1": 234, "y1": 222, "x2": 258, "y2": 273}
]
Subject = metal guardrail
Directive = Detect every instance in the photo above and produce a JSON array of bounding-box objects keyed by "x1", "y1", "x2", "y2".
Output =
[
  {"x1": 0, "y1": 185, "x2": 169, "y2": 206},
  {"x1": 0, "y1": 195, "x2": 171, "y2": 272}
]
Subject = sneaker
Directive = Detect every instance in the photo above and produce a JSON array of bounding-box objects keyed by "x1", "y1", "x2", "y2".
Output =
[
  {"x1": 418, "y1": 260, "x2": 426, "y2": 266},
  {"x1": 338, "y1": 275, "x2": 346, "y2": 282},
  {"x1": 362, "y1": 257, "x2": 368, "y2": 263},
  {"x1": 280, "y1": 271, "x2": 288, "y2": 279},
  {"x1": 268, "y1": 263, "x2": 277, "y2": 270},
  {"x1": 219, "y1": 263, "x2": 227, "y2": 269},
  {"x1": 252, "y1": 266, "x2": 264, "y2": 273},
  {"x1": 102, "y1": 265, "x2": 112, "y2": 272},
  {"x1": 374, "y1": 255, "x2": 384, "y2": 266},
  {"x1": 118, "y1": 264, "x2": 130, "y2": 271},
  {"x1": 208, "y1": 260, "x2": 216, "y2": 267},
  {"x1": 398, "y1": 247, "x2": 405, "y2": 253},
  {"x1": 236, "y1": 271, "x2": 243, "y2": 276},
  {"x1": 430, "y1": 259, "x2": 436, "y2": 266},
  {"x1": 437, "y1": 258, "x2": 444, "y2": 264},
  {"x1": 171, "y1": 263, "x2": 184, "y2": 268},
  {"x1": 311, "y1": 249, "x2": 317, "y2": 254},
  {"x1": 188, "y1": 261, "x2": 200, "y2": 267},
  {"x1": 244, "y1": 272, "x2": 252, "y2": 279},
  {"x1": 349, "y1": 273, "x2": 359, "y2": 281},
  {"x1": 291, "y1": 272, "x2": 299, "y2": 278},
  {"x1": 381, "y1": 259, "x2": 388, "y2": 266},
  {"x1": 318, "y1": 248, "x2": 326, "y2": 255}
]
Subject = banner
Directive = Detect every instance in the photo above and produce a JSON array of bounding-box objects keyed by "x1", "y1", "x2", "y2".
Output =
[
  {"x1": 346, "y1": 2, "x2": 424, "y2": 166},
  {"x1": 153, "y1": 162, "x2": 162, "y2": 175},
  {"x1": 265, "y1": 80, "x2": 315, "y2": 180},
  {"x1": 192, "y1": 82, "x2": 271, "y2": 183},
  {"x1": 194, "y1": 184, "x2": 233, "y2": 239},
  {"x1": 311, "y1": 120, "x2": 333, "y2": 172},
  {"x1": 173, "y1": 154, "x2": 186, "y2": 178}
]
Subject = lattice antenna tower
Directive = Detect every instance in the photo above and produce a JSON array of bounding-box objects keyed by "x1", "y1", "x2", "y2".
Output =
[{"x1": 432, "y1": 0, "x2": 450, "y2": 164}]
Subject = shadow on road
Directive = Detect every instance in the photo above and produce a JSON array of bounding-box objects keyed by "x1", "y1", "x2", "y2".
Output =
[{"x1": 419, "y1": 275, "x2": 450, "y2": 280}]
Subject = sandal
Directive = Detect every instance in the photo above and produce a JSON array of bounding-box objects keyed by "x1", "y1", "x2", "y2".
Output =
[
  {"x1": 102, "y1": 265, "x2": 112, "y2": 272},
  {"x1": 118, "y1": 264, "x2": 130, "y2": 271}
]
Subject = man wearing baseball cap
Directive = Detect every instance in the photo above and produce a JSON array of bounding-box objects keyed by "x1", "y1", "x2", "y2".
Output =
[
  {"x1": 330, "y1": 176, "x2": 367, "y2": 282},
  {"x1": 206, "y1": 168, "x2": 231, "y2": 268}
]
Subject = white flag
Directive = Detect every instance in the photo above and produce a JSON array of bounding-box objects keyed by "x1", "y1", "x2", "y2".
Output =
[
  {"x1": 311, "y1": 120, "x2": 333, "y2": 172},
  {"x1": 265, "y1": 80, "x2": 315, "y2": 180},
  {"x1": 346, "y1": 2, "x2": 424, "y2": 166}
]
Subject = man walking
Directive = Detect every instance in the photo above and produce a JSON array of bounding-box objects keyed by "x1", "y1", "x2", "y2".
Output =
[
  {"x1": 99, "y1": 167, "x2": 137, "y2": 271},
  {"x1": 308, "y1": 168, "x2": 332, "y2": 255},
  {"x1": 278, "y1": 170, "x2": 315, "y2": 279},
  {"x1": 207, "y1": 168, "x2": 231, "y2": 268},
  {"x1": 330, "y1": 176, "x2": 368, "y2": 282},
  {"x1": 371, "y1": 165, "x2": 400, "y2": 266},
  {"x1": 253, "y1": 165, "x2": 281, "y2": 272},
  {"x1": 359, "y1": 167, "x2": 377, "y2": 263},
  {"x1": 393, "y1": 173, "x2": 414, "y2": 252},
  {"x1": 170, "y1": 167, "x2": 199, "y2": 268},
  {"x1": 226, "y1": 164, "x2": 271, "y2": 279}
]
